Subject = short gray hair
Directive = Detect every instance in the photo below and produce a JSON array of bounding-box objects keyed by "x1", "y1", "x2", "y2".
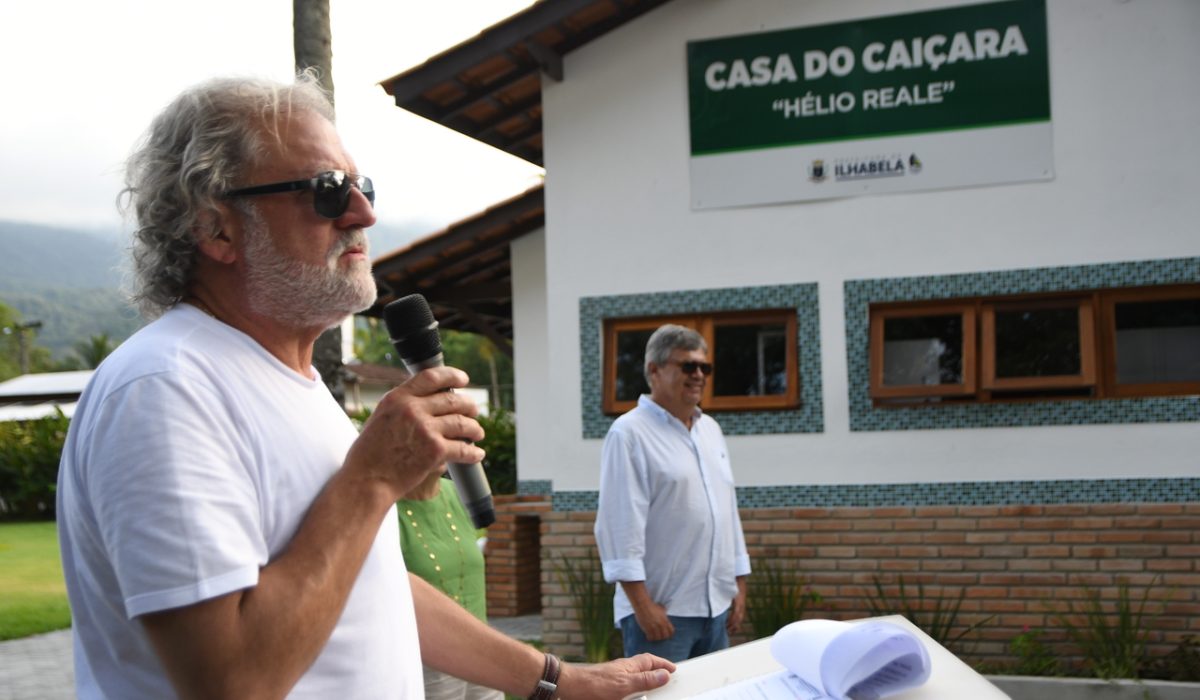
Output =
[
  {"x1": 121, "y1": 72, "x2": 335, "y2": 319},
  {"x1": 644, "y1": 324, "x2": 707, "y2": 383}
]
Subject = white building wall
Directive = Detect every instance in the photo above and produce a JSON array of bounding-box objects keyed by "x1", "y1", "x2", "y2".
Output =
[
  {"x1": 511, "y1": 228, "x2": 551, "y2": 479},
  {"x1": 521, "y1": 0, "x2": 1200, "y2": 490}
]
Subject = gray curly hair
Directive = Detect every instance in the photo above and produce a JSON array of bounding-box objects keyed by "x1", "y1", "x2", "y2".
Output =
[
  {"x1": 644, "y1": 324, "x2": 707, "y2": 384},
  {"x1": 121, "y1": 72, "x2": 335, "y2": 319}
]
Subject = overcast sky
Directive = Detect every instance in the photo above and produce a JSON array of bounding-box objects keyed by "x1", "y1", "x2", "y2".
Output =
[{"x1": 1, "y1": 0, "x2": 543, "y2": 237}]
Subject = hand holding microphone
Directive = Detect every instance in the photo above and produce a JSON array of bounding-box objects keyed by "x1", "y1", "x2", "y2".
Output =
[{"x1": 384, "y1": 294, "x2": 497, "y2": 528}]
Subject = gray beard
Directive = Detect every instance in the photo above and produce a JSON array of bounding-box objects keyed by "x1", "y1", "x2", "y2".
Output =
[{"x1": 242, "y1": 210, "x2": 377, "y2": 330}]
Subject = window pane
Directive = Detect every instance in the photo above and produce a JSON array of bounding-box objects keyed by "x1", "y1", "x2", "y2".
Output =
[
  {"x1": 993, "y1": 307, "x2": 1080, "y2": 378},
  {"x1": 882, "y1": 315, "x2": 963, "y2": 386},
  {"x1": 614, "y1": 329, "x2": 653, "y2": 401},
  {"x1": 713, "y1": 323, "x2": 788, "y2": 396},
  {"x1": 1114, "y1": 298, "x2": 1200, "y2": 383}
]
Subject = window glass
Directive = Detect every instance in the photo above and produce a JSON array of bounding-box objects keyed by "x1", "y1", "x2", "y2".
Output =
[
  {"x1": 713, "y1": 323, "x2": 787, "y2": 396},
  {"x1": 613, "y1": 328, "x2": 653, "y2": 401},
  {"x1": 603, "y1": 311, "x2": 797, "y2": 414},
  {"x1": 1114, "y1": 298, "x2": 1200, "y2": 384},
  {"x1": 882, "y1": 315, "x2": 963, "y2": 386},
  {"x1": 994, "y1": 307, "x2": 1080, "y2": 378}
]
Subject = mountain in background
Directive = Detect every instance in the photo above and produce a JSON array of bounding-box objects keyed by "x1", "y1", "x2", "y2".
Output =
[
  {"x1": 0, "y1": 221, "x2": 138, "y2": 361},
  {"x1": 0, "y1": 218, "x2": 435, "y2": 361},
  {"x1": 0, "y1": 220, "x2": 126, "y2": 291}
]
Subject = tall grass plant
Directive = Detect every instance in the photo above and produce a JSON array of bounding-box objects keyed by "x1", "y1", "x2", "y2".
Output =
[
  {"x1": 554, "y1": 551, "x2": 615, "y2": 662},
  {"x1": 1052, "y1": 576, "x2": 1163, "y2": 679},
  {"x1": 864, "y1": 574, "x2": 991, "y2": 651},
  {"x1": 746, "y1": 557, "x2": 822, "y2": 639}
]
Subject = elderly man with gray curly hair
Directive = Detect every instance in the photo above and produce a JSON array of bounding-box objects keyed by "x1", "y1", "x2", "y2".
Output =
[{"x1": 56, "y1": 73, "x2": 674, "y2": 700}]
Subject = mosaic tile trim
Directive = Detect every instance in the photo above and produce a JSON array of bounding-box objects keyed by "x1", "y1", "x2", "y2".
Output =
[
  {"x1": 844, "y1": 257, "x2": 1200, "y2": 431},
  {"x1": 547, "y1": 478, "x2": 1200, "y2": 512},
  {"x1": 579, "y1": 284, "x2": 823, "y2": 438},
  {"x1": 517, "y1": 479, "x2": 553, "y2": 496}
]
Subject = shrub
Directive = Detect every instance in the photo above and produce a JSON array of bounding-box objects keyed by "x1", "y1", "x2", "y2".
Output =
[
  {"x1": 0, "y1": 410, "x2": 69, "y2": 521},
  {"x1": 477, "y1": 407, "x2": 516, "y2": 495},
  {"x1": 746, "y1": 557, "x2": 823, "y2": 639}
]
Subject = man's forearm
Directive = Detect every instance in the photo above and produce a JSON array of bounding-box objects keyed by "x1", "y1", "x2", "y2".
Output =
[
  {"x1": 618, "y1": 580, "x2": 649, "y2": 608},
  {"x1": 412, "y1": 575, "x2": 546, "y2": 696},
  {"x1": 415, "y1": 576, "x2": 677, "y2": 699}
]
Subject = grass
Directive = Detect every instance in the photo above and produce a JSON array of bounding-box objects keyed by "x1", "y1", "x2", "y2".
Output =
[{"x1": 0, "y1": 521, "x2": 71, "y2": 640}]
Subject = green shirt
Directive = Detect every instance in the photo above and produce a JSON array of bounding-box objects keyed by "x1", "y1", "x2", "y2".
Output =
[{"x1": 396, "y1": 479, "x2": 488, "y2": 622}]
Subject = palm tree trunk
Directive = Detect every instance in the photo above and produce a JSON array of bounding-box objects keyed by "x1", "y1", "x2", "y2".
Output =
[{"x1": 294, "y1": 0, "x2": 345, "y2": 403}]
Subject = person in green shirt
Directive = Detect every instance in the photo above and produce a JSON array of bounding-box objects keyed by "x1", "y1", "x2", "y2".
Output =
[{"x1": 398, "y1": 472, "x2": 501, "y2": 700}]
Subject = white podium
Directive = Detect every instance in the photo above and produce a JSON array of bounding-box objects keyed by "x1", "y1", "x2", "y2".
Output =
[{"x1": 627, "y1": 615, "x2": 1010, "y2": 699}]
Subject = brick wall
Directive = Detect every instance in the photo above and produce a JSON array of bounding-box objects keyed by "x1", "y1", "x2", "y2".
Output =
[{"x1": 534, "y1": 503, "x2": 1200, "y2": 668}]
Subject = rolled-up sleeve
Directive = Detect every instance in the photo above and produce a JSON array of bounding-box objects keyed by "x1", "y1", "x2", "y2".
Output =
[
  {"x1": 595, "y1": 426, "x2": 648, "y2": 583},
  {"x1": 731, "y1": 487, "x2": 752, "y2": 578}
]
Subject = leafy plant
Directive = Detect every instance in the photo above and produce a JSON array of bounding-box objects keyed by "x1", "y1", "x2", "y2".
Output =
[
  {"x1": 864, "y1": 575, "x2": 992, "y2": 650},
  {"x1": 477, "y1": 407, "x2": 516, "y2": 495},
  {"x1": 746, "y1": 557, "x2": 823, "y2": 639},
  {"x1": 554, "y1": 551, "x2": 615, "y2": 662},
  {"x1": 1052, "y1": 577, "x2": 1163, "y2": 679},
  {"x1": 0, "y1": 410, "x2": 69, "y2": 521},
  {"x1": 1008, "y1": 627, "x2": 1061, "y2": 676}
]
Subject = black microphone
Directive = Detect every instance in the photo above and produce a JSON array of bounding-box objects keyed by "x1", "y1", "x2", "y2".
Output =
[{"x1": 383, "y1": 293, "x2": 496, "y2": 528}]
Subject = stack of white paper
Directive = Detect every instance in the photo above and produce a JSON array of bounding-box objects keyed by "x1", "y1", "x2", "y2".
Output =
[{"x1": 689, "y1": 619, "x2": 932, "y2": 700}]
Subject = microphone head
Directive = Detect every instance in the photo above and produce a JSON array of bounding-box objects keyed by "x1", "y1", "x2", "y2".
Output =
[{"x1": 383, "y1": 294, "x2": 443, "y2": 365}]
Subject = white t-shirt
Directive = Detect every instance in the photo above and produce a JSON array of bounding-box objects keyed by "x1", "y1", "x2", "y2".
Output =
[{"x1": 57, "y1": 305, "x2": 422, "y2": 699}]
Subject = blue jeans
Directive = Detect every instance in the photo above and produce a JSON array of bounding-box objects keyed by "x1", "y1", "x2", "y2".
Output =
[{"x1": 620, "y1": 610, "x2": 730, "y2": 662}]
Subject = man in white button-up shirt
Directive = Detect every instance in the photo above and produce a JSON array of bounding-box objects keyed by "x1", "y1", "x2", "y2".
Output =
[{"x1": 595, "y1": 324, "x2": 751, "y2": 661}]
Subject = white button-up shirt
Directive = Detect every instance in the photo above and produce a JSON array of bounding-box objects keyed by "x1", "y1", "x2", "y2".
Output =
[{"x1": 595, "y1": 395, "x2": 751, "y2": 623}]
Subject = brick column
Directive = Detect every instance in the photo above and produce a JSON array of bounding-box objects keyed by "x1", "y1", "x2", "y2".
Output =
[{"x1": 485, "y1": 494, "x2": 551, "y2": 617}]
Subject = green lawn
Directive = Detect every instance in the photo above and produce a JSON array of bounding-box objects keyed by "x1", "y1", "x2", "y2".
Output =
[{"x1": 0, "y1": 521, "x2": 71, "y2": 640}]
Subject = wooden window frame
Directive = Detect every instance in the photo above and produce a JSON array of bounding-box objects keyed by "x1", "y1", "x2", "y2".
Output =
[
  {"x1": 869, "y1": 303, "x2": 976, "y2": 400},
  {"x1": 868, "y1": 283, "x2": 1200, "y2": 406},
  {"x1": 602, "y1": 310, "x2": 799, "y2": 416},
  {"x1": 705, "y1": 310, "x2": 799, "y2": 411},
  {"x1": 1099, "y1": 284, "x2": 1200, "y2": 398},
  {"x1": 981, "y1": 297, "x2": 1096, "y2": 391}
]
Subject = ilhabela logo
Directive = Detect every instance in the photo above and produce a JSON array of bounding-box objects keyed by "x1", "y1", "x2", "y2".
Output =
[{"x1": 809, "y1": 153, "x2": 923, "y2": 183}]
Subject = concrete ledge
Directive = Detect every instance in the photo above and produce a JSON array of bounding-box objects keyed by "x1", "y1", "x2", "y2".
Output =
[{"x1": 986, "y1": 675, "x2": 1200, "y2": 700}]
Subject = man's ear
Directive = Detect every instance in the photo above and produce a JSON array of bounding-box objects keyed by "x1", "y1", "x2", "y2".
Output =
[{"x1": 194, "y1": 203, "x2": 240, "y2": 264}]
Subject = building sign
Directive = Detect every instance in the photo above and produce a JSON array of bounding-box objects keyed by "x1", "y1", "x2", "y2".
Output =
[{"x1": 686, "y1": 0, "x2": 1052, "y2": 209}]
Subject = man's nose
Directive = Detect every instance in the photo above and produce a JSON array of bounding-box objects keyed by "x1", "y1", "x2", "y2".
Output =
[{"x1": 337, "y1": 186, "x2": 377, "y2": 229}]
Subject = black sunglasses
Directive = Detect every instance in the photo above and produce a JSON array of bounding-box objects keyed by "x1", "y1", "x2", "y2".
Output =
[
  {"x1": 224, "y1": 170, "x2": 374, "y2": 219},
  {"x1": 673, "y1": 360, "x2": 713, "y2": 376}
]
